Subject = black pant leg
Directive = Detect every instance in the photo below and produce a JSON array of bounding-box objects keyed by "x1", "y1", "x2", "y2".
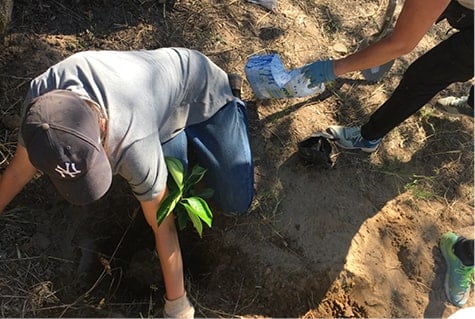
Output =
[
  {"x1": 468, "y1": 85, "x2": 474, "y2": 108},
  {"x1": 454, "y1": 238, "x2": 474, "y2": 267},
  {"x1": 361, "y1": 27, "x2": 474, "y2": 140}
]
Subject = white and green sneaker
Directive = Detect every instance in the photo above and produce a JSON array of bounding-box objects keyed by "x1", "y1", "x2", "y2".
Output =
[
  {"x1": 440, "y1": 232, "x2": 475, "y2": 307},
  {"x1": 326, "y1": 126, "x2": 381, "y2": 153}
]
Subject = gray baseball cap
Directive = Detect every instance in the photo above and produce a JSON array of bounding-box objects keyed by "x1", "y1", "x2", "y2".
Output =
[{"x1": 21, "y1": 90, "x2": 112, "y2": 205}]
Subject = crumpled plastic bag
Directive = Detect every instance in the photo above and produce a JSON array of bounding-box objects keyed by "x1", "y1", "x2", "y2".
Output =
[
  {"x1": 246, "y1": 0, "x2": 277, "y2": 11},
  {"x1": 297, "y1": 132, "x2": 334, "y2": 168},
  {"x1": 245, "y1": 53, "x2": 325, "y2": 99}
]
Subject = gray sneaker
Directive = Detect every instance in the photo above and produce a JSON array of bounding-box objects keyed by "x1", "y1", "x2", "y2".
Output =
[
  {"x1": 436, "y1": 96, "x2": 473, "y2": 117},
  {"x1": 327, "y1": 126, "x2": 381, "y2": 153}
]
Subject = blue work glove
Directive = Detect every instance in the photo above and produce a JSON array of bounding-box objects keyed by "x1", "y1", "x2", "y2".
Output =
[{"x1": 302, "y1": 59, "x2": 336, "y2": 87}]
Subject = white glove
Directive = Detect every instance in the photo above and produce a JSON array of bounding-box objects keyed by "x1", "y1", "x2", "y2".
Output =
[{"x1": 163, "y1": 292, "x2": 195, "y2": 318}]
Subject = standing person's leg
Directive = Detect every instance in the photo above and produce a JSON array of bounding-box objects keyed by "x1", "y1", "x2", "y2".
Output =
[
  {"x1": 469, "y1": 85, "x2": 474, "y2": 108},
  {"x1": 328, "y1": 26, "x2": 474, "y2": 152},
  {"x1": 185, "y1": 99, "x2": 254, "y2": 214},
  {"x1": 453, "y1": 237, "x2": 474, "y2": 267},
  {"x1": 361, "y1": 26, "x2": 474, "y2": 140}
]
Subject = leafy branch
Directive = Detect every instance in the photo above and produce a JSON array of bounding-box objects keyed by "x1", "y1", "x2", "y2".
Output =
[{"x1": 156, "y1": 157, "x2": 214, "y2": 237}]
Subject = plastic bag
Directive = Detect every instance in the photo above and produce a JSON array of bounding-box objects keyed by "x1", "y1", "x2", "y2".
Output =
[
  {"x1": 245, "y1": 53, "x2": 325, "y2": 99},
  {"x1": 298, "y1": 132, "x2": 334, "y2": 168}
]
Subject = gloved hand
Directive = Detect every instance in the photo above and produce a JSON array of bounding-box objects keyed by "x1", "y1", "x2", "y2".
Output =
[
  {"x1": 163, "y1": 293, "x2": 195, "y2": 318},
  {"x1": 302, "y1": 59, "x2": 336, "y2": 87}
]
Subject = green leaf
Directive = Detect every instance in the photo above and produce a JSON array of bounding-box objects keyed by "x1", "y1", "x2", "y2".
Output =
[
  {"x1": 181, "y1": 197, "x2": 213, "y2": 228},
  {"x1": 185, "y1": 165, "x2": 207, "y2": 190},
  {"x1": 190, "y1": 187, "x2": 215, "y2": 199},
  {"x1": 158, "y1": 158, "x2": 215, "y2": 236},
  {"x1": 167, "y1": 177, "x2": 180, "y2": 193},
  {"x1": 187, "y1": 209, "x2": 203, "y2": 237},
  {"x1": 156, "y1": 189, "x2": 182, "y2": 226},
  {"x1": 165, "y1": 157, "x2": 184, "y2": 189},
  {"x1": 176, "y1": 205, "x2": 189, "y2": 231}
]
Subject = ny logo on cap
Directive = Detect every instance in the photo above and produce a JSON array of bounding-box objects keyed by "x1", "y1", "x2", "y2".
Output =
[{"x1": 55, "y1": 162, "x2": 82, "y2": 178}]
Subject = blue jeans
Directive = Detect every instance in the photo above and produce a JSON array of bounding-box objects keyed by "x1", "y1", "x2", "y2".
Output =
[{"x1": 161, "y1": 99, "x2": 254, "y2": 214}]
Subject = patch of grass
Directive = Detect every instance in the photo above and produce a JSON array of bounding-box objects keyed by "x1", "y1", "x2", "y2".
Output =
[
  {"x1": 404, "y1": 175, "x2": 436, "y2": 200},
  {"x1": 377, "y1": 157, "x2": 405, "y2": 175}
]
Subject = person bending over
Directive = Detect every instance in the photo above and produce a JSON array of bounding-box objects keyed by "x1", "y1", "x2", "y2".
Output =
[{"x1": 0, "y1": 47, "x2": 254, "y2": 318}]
